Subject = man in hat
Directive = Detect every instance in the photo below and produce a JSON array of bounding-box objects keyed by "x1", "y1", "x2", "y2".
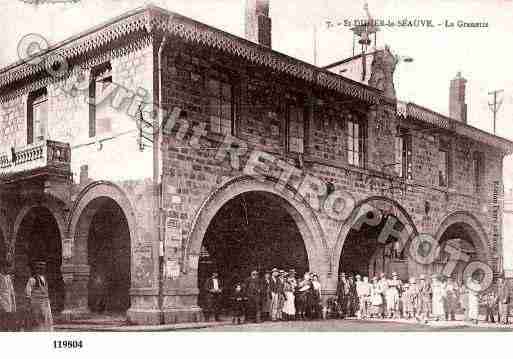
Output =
[
  {"x1": 386, "y1": 272, "x2": 402, "y2": 319},
  {"x1": 403, "y1": 277, "x2": 418, "y2": 320},
  {"x1": 356, "y1": 275, "x2": 371, "y2": 319},
  {"x1": 261, "y1": 270, "x2": 272, "y2": 321},
  {"x1": 497, "y1": 276, "x2": 510, "y2": 324},
  {"x1": 445, "y1": 277, "x2": 459, "y2": 321},
  {"x1": 203, "y1": 272, "x2": 223, "y2": 321},
  {"x1": 0, "y1": 258, "x2": 16, "y2": 331},
  {"x1": 417, "y1": 274, "x2": 432, "y2": 323},
  {"x1": 336, "y1": 272, "x2": 349, "y2": 318},
  {"x1": 244, "y1": 270, "x2": 262, "y2": 323},
  {"x1": 25, "y1": 261, "x2": 53, "y2": 331},
  {"x1": 377, "y1": 273, "x2": 389, "y2": 318},
  {"x1": 270, "y1": 268, "x2": 284, "y2": 321}
]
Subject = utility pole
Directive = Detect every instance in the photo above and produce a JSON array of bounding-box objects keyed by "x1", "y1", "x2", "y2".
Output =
[{"x1": 488, "y1": 89, "x2": 504, "y2": 135}]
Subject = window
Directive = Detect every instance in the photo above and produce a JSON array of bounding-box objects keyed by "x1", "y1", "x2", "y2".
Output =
[
  {"x1": 473, "y1": 152, "x2": 483, "y2": 193},
  {"x1": 208, "y1": 78, "x2": 233, "y2": 135},
  {"x1": 27, "y1": 88, "x2": 48, "y2": 145},
  {"x1": 287, "y1": 104, "x2": 305, "y2": 154},
  {"x1": 438, "y1": 140, "x2": 451, "y2": 187},
  {"x1": 89, "y1": 63, "x2": 113, "y2": 138},
  {"x1": 394, "y1": 128, "x2": 412, "y2": 179},
  {"x1": 347, "y1": 116, "x2": 365, "y2": 167}
]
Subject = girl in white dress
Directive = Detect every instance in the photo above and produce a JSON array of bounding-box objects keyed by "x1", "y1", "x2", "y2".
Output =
[{"x1": 282, "y1": 275, "x2": 296, "y2": 320}]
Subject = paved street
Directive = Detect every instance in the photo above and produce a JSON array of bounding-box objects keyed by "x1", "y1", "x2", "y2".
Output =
[
  {"x1": 54, "y1": 314, "x2": 513, "y2": 332},
  {"x1": 191, "y1": 318, "x2": 513, "y2": 332}
]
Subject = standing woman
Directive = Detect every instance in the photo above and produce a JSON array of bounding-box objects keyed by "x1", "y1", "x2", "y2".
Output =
[
  {"x1": 0, "y1": 259, "x2": 16, "y2": 331},
  {"x1": 466, "y1": 276, "x2": 480, "y2": 325},
  {"x1": 282, "y1": 274, "x2": 296, "y2": 321},
  {"x1": 25, "y1": 261, "x2": 53, "y2": 331}
]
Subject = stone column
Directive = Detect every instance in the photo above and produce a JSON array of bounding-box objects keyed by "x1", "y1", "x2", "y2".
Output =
[{"x1": 60, "y1": 263, "x2": 91, "y2": 320}]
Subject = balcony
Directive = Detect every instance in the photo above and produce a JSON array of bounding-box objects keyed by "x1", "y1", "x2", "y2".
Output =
[{"x1": 0, "y1": 140, "x2": 71, "y2": 183}]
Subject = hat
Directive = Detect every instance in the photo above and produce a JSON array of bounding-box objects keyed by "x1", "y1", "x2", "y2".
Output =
[
  {"x1": 251, "y1": 270, "x2": 258, "y2": 275},
  {"x1": 272, "y1": 268, "x2": 279, "y2": 273},
  {"x1": 409, "y1": 277, "x2": 416, "y2": 284},
  {"x1": 289, "y1": 269, "x2": 296, "y2": 273},
  {"x1": 372, "y1": 276, "x2": 378, "y2": 281},
  {"x1": 340, "y1": 272, "x2": 346, "y2": 277},
  {"x1": 419, "y1": 274, "x2": 425, "y2": 280},
  {"x1": 380, "y1": 272, "x2": 386, "y2": 278},
  {"x1": 355, "y1": 274, "x2": 361, "y2": 278},
  {"x1": 392, "y1": 272, "x2": 398, "y2": 277}
]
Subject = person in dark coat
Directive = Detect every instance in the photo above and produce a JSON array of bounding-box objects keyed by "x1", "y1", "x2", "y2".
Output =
[
  {"x1": 203, "y1": 272, "x2": 222, "y2": 321},
  {"x1": 336, "y1": 273, "x2": 349, "y2": 318},
  {"x1": 244, "y1": 270, "x2": 262, "y2": 323},
  {"x1": 261, "y1": 271, "x2": 272, "y2": 321},
  {"x1": 231, "y1": 283, "x2": 246, "y2": 324}
]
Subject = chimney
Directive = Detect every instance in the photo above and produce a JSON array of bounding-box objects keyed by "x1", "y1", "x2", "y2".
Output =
[
  {"x1": 245, "y1": 0, "x2": 272, "y2": 48},
  {"x1": 449, "y1": 72, "x2": 467, "y2": 123}
]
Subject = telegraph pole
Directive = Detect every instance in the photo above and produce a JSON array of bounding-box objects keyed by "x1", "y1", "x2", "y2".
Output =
[{"x1": 488, "y1": 89, "x2": 504, "y2": 135}]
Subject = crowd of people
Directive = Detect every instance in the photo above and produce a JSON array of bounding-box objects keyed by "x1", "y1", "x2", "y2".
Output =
[
  {"x1": 0, "y1": 259, "x2": 54, "y2": 331},
  {"x1": 202, "y1": 269, "x2": 512, "y2": 326}
]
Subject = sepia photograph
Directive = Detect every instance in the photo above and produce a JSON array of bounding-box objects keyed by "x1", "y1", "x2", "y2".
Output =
[{"x1": 1, "y1": 1, "x2": 513, "y2": 352}]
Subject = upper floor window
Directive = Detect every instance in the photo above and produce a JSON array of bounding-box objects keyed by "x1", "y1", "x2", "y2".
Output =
[
  {"x1": 473, "y1": 152, "x2": 483, "y2": 193},
  {"x1": 27, "y1": 88, "x2": 48, "y2": 145},
  {"x1": 89, "y1": 63, "x2": 113, "y2": 138},
  {"x1": 286, "y1": 103, "x2": 305, "y2": 154},
  {"x1": 394, "y1": 128, "x2": 413, "y2": 179},
  {"x1": 208, "y1": 78, "x2": 233, "y2": 135},
  {"x1": 347, "y1": 115, "x2": 366, "y2": 168},
  {"x1": 438, "y1": 140, "x2": 451, "y2": 187}
]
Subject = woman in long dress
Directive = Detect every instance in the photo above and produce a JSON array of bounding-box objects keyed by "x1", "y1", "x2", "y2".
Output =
[
  {"x1": 466, "y1": 277, "x2": 480, "y2": 325},
  {"x1": 282, "y1": 275, "x2": 296, "y2": 320},
  {"x1": 25, "y1": 261, "x2": 53, "y2": 331},
  {"x1": 431, "y1": 275, "x2": 445, "y2": 321}
]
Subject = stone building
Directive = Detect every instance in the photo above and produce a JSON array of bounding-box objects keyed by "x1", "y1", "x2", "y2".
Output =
[{"x1": 0, "y1": 3, "x2": 512, "y2": 325}]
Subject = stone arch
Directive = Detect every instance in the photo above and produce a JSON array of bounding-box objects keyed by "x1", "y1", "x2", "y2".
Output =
[
  {"x1": 13, "y1": 199, "x2": 66, "y2": 246},
  {"x1": 332, "y1": 196, "x2": 418, "y2": 276},
  {"x1": 67, "y1": 181, "x2": 138, "y2": 314},
  {"x1": 67, "y1": 181, "x2": 138, "y2": 245},
  {"x1": 184, "y1": 175, "x2": 329, "y2": 276},
  {"x1": 435, "y1": 211, "x2": 490, "y2": 262}
]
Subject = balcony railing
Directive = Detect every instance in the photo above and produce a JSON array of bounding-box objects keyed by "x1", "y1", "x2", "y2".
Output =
[{"x1": 0, "y1": 140, "x2": 71, "y2": 178}]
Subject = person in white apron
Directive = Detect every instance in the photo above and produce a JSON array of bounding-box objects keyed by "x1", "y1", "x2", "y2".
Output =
[
  {"x1": 282, "y1": 275, "x2": 296, "y2": 320},
  {"x1": 25, "y1": 261, "x2": 53, "y2": 331},
  {"x1": 0, "y1": 259, "x2": 16, "y2": 331}
]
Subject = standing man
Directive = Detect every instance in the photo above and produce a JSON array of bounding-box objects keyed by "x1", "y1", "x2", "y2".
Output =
[
  {"x1": 356, "y1": 275, "x2": 371, "y2": 319},
  {"x1": 270, "y1": 268, "x2": 284, "y2": 321},
  {"x1": 25, "y1": 261, "x2": 53, "y2": 331},
  {"x1": 336, "y1": 273, "x2": 349, "y2": 318},
  {"x1": 261, "y1": 270, "x2": 272, "y2": 321},
  {"x1": 386, "y1": 272, "x2": 401, "y2": 319},
  {"x1": 445, "y1": 277, "x2": 459, "y2": 321},
  {"x1": 0, "y1": 259, "x2": 16, "y2": 331},
  {"x1": 203, "y1": 272, "x2": 223, "y2": 321},
  {"x1": 417, "y1": 274, "x2": 432, "y2": 323},
  {"x1": 244, "y1": 270, "x2": 262, "y2": 323},
  {"x1": 497, "y1": 276, "x2": 510, "y2": 325}
]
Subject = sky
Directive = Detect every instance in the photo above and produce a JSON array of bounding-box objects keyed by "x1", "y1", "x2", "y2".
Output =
[{"x1": 0, "y1": 0, "x2": 512, "y2": 186}]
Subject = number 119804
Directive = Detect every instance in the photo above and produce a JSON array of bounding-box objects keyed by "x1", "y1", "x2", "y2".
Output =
[{"x1": 53, "y1": 340, "x2": 83, "y2": 349}]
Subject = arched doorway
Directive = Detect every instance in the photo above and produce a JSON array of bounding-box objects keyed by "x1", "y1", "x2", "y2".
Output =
[
  {"x1": 436, "y1": 220, "x2": 488, "y2": 284},
  {"x1": 197, "y1": 191, "x2": 310, "y2": 312},
  {"x1": 339, "y1": 213, "x2": 409, "y2": 279},
  {"x1": 14, "y1": 206, "x2": 64, "y2": 314},
  {"x1": 75, "y1": 197, "x2": 131, "y2": 315},
  {"x1": 335, "y1": 198, "x2": 417, "y2": 280}
]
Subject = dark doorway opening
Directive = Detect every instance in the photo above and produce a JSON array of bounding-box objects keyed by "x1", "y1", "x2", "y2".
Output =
[
  {"x1": 339, "y1": 213, "x2": 407, "y2": 278},
  {"x1": 197, "y1": 191, "x2": 309, "y2": 311},
  {"x1": 15, "y1": 206, "x2": 64, "y2": 314},
  {"x1": 87, "y1": 198, "x2": 131, "y2": 314}
]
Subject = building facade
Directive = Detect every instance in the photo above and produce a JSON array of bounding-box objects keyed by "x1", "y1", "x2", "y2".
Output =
[{"x1": 0, "y1": 4, "x2": 512, "y2": 325}]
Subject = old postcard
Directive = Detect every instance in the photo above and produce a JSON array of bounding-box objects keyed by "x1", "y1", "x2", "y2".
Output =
[{"x1": 1, "y1": 0, "x2": 513, "y2": 353}]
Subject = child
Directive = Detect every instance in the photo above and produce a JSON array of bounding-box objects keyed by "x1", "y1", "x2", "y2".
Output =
[{"x1": 231, "y1": 283, "x2": 246, "y2": 324}]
